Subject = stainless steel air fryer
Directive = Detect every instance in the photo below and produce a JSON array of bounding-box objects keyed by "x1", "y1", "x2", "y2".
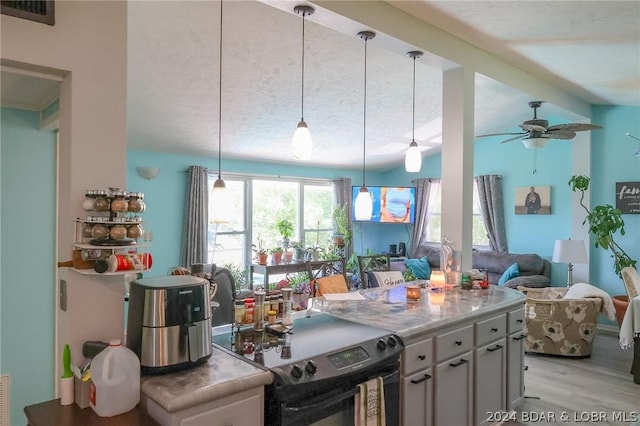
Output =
[{"x1": 127, "y1": 275, "x2": 212, "y2": 374}]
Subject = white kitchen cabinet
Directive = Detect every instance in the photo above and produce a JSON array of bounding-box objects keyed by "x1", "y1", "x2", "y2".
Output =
[
  {"x1": 145, "y1": 387, "x2": 264, "y2": 426},
  {"x1": 434, "y1": 351, "x2": 474, "y2": 426},
  {"x1": 402, "y1": 338, "x2": 433, "y2": 426},
  {"x1": 475, "y1": 338, "x2": 507, "y2": 425},
  {"x1": 507, "y1": 307, "x2": 526, "y2": 410},
  {"x1": 403, "y1": 368, "x2": 434, "y2": 426}
]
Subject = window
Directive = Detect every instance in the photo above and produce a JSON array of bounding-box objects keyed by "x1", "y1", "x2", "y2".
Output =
[
  {"x1": 207, "y1": 174, "x2": 332, "y2": 286},
  {"x1": 425, "y1": 180, "x2": 489, "y2": 247}
]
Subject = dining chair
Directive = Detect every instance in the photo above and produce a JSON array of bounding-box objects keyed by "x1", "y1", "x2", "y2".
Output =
[
  {"x1": 357, "y1": 254, "x2": 391, "y2": 288},
  {"x1": 305, "y1": 259, "x2": 348, "y2": 297}
]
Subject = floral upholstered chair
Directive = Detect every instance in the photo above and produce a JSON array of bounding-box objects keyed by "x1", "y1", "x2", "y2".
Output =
[{"x1": 518, "y1": 286, "x2": 603, "y2": 357}]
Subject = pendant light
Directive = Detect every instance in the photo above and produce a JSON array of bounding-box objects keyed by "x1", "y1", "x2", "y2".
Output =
[
  {"x1": 210, "y1": 0, "x2": 229, "y2": 223},
  {"x1": 405, "y1": 50, "x2": 423, "y2": 172},
  {"x1": 354, "y1": 31, "x2": 375, "y2": 221},
  {"x1": 292, "y1": 5, "x2": 314, "y2": 160}
]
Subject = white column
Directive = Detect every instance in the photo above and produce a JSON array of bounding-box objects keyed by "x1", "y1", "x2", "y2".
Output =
[{"x1": 441, "y1": 67, "x2": 475, "y2": 271}]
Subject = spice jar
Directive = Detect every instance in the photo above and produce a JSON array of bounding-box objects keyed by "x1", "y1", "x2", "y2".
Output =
[
  {"x1": 244, "y1": 298, "x2": 255, "y2": 325},
  {"x1": 267, "y1": 310, "x2": 277, "y2": 325},
  {"x1": 82, "y1": 222, "x2": 94, "y2": 238},
  {"x1": 82, "y1": 194, "x2": 95, "y2": 211},
  {"x1": 109, "y1": 224, "x2": 127, "y2": 240},
  {"x1": 111, "y1": 195, "x2": 128, "y2": 213},
  {"x1": 281, "y1": 288, "x2": 293, "y2": 326},
  {"x1": 93, "y1": 193, "x2": 110, "y2": 212},
  {"x1": 127, "y1": 223, "x2": 143, "y2": 240},
  {"x1": 127, "y1": 193, "x2": 145, "y2": 213},
  {"x1": 90, "y1": 223, "x2": 109, "y2": 240},
  {"x1": 234, "y1": 300, "x2": 245, "y2": 325},
  {"x1": 253, "y1": 291, "x2": 265, "y2": 331}
]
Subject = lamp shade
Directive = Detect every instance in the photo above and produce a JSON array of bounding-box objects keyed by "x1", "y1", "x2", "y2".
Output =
[
  {"x1": 354, "y1": 187, "x2": 373, "y2": 220},
  {"x1": 136, "y1": 167, "x2": 160, "y2": 180},
  {"x1": 404, "y1": 141, "x2": 422, "y2": 172},
  {"x1": 552, "y1": 239, "x2": 587, "y2": 264},
  {"x1": 292, "y1": 120, "x2": 312, "y2": 160}
]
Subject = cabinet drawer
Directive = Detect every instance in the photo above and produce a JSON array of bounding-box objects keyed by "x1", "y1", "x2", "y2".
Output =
[
  {"x1": 403, "y1": 338, "x2": 433, "y2": 374},
  {"x1": 508, "y1": 307, "x2": 525, "y2": 333},
  {"x1": 435, "y1": 325, "x2": 473, "y2": 362},
  {"x1": 476, "y1": 314, "x2": 506, "y2": 346}
]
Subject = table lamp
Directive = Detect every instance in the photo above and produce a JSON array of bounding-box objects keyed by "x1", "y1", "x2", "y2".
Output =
[{"x1": 552, "y1": 239, "x2": 587, "y2": 287}]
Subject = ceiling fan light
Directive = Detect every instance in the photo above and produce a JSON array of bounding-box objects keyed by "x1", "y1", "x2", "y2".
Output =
[
  {"x1": 405, "y1": 140, "x2": 422, "y2": 172},
  {"x1": 292, "y1": 120, "x2": 312, "y2": 160},
  {"x1": 522, "y1": 137, "x2": 548, "y2": 149},
  {"x1": 354, "y1": 186, "x2": 373, "y2": 220}
]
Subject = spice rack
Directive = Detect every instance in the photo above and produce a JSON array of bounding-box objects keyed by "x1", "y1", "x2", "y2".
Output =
[{"x1": 69, "y1": 188, "x2": 152, "y2": 275}]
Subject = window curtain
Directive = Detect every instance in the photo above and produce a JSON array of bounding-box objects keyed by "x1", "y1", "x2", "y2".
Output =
[
  {"x1": 331, "y1": 178, "x2": 353, "y2": 261},
  {"x1": 410, "y1": 178, "x2": 434, "y2": 257},
  {"x1": 181, "y1": 165, "x2": 209, "y2": 268},
  {"x1": 475, "y1": 174, "x2": 508, "y2": 253}
]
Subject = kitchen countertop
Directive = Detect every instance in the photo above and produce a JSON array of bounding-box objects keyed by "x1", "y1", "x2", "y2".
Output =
[
  {"x1": 140, "y1": 345, "x2": 273, "y2": 413},
  {"x1": 309, "y1": 283, "x2": 526, "y2": 341}
]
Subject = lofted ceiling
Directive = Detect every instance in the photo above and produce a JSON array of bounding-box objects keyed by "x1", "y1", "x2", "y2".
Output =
[{"x1": 2, "y1": 1, "x2": 639, "y2": 170}]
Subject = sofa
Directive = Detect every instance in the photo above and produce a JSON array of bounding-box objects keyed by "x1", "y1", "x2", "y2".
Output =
[{"x1": 393, "y1": 242, "x2": 551, "y2": 289}]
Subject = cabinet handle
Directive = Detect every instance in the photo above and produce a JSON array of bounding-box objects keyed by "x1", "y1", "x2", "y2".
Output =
[
  {"x1": 410, "y1": 373, "x2": 432, "y2": 384},
  {"x1": 516, "y1": 319, "x2": 523, "y2": 323},
  {"x1": 449, "y1": 358, "x2": 468, "y2": 367},
  {"x1": 491, "y1": 327, "x2": 498, "y2": 332},
  {"x1": 455, "y1": 340, "x2": 462, "y2": 346},
  {"x1": 512, "y1": 334, "x2": 527, "y2": 341},
  {"x1": 418, "y1": 355, "x2": 426, "y2": 361},
  {"x1": 487, "y1": 344, "x2": 503, "y2": 352}
]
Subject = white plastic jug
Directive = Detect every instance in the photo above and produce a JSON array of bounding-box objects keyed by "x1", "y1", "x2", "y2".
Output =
[{"x1": 89, "y1": 339, "x2": 140, "y2": 417}]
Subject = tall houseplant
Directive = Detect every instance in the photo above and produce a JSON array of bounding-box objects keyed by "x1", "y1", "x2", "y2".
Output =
[
  {"x1": 569, "y1": 175, "x2": 637, "y2": 277},
  {"x1": 332, "y1": 204, "x2": 352, "y2": 246}
]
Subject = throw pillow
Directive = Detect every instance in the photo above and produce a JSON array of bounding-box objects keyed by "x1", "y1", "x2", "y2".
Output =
[
  {"x1": 367, "y1": 271, "x2": 405, "y2": 288},
  {"x1": 404, "y1": 257, "x2": 431, "y2": 280},
  {"x1": 498, "y1": 263, "x2": 519, "y2": 286}
]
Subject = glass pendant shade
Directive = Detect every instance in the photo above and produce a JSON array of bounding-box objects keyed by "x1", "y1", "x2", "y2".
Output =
[
  {"x1": 404, "y1": 141, "x2": 422, "y2": 172},
  {"x1": 354, "y1": 186, "x2": 373, "y2": 221},
  {"x1": 210, "y1": 179, "x2": 230, "y2": 224},
  {"x1": 292, "y1": 120, "x2": 312, "y2": 160}
]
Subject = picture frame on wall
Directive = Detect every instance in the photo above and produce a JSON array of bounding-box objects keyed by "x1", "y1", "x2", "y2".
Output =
[
  {"x1": 616, "y1": 181, "x2": 640, "y2": 214},
  {"x1": 515, "y1": 185, "x2": 551, "y2": 215}
]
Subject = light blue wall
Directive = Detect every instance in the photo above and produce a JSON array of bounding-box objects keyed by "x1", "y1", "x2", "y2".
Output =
[
  {"x1": 590, "y1": 106, "x2": 640, "y2": 296},
  {"x1": 126, "y1": 150, "x2": 385, "y2": 275},
  {"x1": 1, "y1": 108, "x2": 57, "y2": 425}
]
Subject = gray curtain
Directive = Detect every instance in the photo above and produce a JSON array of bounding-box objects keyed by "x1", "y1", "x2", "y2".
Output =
[
  {"x1": 181, "y1": 165, "x2": 209, "y2": 268},
  {"x1": 475, "y1": 174, "x2": 508, "y2": 253},
  {"x1": 331, "y1": 178, "x2": 353, "y2": 261},
  {"x1": 410, "y1": 178, "x2": 434, "y2": 257}
]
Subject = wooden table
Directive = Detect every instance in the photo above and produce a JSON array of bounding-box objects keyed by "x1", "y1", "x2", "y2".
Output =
[{"x1": 24, "y1": 399, "x2": 159, "y2": 426}]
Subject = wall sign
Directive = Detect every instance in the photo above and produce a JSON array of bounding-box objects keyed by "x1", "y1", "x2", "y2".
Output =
[{"x1": 616, "y1": 181, "x2": 640, "y2": 214}]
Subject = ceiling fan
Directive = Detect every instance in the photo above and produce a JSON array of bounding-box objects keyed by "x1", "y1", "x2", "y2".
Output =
[{"x1": 476, "y1": 101, "x2": 602, "y2": 149}]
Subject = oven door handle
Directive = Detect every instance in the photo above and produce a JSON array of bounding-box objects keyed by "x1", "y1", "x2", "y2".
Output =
[{"x1": 282, "y1": 369, "x2": 399, "y2": 414}]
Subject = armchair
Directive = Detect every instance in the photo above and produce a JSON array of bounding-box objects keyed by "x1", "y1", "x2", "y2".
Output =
[{"x1": 519, "y1": 286, "x2": 603, "y2": 357}]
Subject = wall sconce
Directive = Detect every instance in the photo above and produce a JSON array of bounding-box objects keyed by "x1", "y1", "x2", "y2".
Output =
[{"x1": 136, "y1": 167, "x2": 160, "y2": 180}]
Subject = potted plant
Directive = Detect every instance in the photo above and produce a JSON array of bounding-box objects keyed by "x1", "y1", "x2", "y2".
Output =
[
  {"x1": 332, "y1": 204, "x2": 352, "y2": 246},
  {"x1": 270, "y1": 246, "x2": 283, "y2": 265},
  {"x1": 276, "y1": 218, "x2": 294, "y2": 250},
  {"x1": 252, "y1": 235, "x2": 268, "y2": 265},
  {"x1": 290, "y1": 241, "x2": 305, "y2": 262},
  {"x1": 569, "y1": 174, "x2": 638, "y2": 325}
]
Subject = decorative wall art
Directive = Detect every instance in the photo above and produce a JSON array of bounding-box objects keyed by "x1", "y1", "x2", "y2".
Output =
[
  {"x1": 616, "y1": 181, "x2": 640, "y2": 214},
  {"x1": 515, "y1": 185, "x2": 551, "y2": 215}
]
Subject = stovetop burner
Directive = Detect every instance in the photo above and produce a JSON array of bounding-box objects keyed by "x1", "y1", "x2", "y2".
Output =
[{"x1": 212, "y1": 311, "x2": 403, "y2": 385}]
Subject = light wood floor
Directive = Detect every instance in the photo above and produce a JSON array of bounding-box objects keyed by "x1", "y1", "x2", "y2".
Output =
[{"x1": 509, "y1": 329, "x2": 639, "y2": 425}]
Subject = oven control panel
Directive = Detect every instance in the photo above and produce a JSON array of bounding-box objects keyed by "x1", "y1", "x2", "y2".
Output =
[{"x1": 275, "y1": 334, "x2": 404, "y2": 385}]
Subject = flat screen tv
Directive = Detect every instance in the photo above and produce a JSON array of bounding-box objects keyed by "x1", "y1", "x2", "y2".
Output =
[{"x1": 351, "y1": 186, "x2": 416, "y2": 223}]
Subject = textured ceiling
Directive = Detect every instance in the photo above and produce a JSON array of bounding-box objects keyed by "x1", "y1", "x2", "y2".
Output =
[{"x1": 2, "y1": 1, "x2": 638, "y2": 170}]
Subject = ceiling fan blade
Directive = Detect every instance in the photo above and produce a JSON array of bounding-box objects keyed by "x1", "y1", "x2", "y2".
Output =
[
  {"x1": 545, "y1": 130, "x2": 576, "y2": 140},
  {"x1": 500, "y1": 134, "x2": 528, "y2": 144},
  {"x1": 547, "y1": 123, "x2": 602, "y2": 132},
  {"x1": 475, "y1": 132, "x2": 526, "y2": 138}
]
